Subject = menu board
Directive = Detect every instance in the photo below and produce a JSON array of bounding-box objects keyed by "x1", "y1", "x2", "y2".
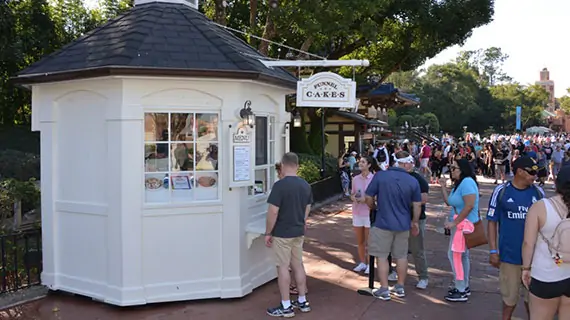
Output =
[
  {"x1": 233, "y1": 146, "x2": 251, "y2": 181},
  {"x1": 229, "y1": 123, "x2": 254, "y2": 188}
]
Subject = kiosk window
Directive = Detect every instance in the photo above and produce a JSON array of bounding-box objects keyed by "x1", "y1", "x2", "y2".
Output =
[
  {"x1": 249, "y1": 116, "x2": 276, "y2": 196},
  {"x1": 144, "y1": 112, "x2": 219, "y2": 203}
]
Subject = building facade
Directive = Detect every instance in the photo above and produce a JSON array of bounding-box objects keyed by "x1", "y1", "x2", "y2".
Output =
[{"x1": 536, "y1": 68, "x2": 556, "y2": 110}]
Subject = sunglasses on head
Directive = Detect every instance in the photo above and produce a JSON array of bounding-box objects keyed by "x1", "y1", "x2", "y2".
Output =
[{"x1": 449, "y1": 166, "x2": 459, "y2": 171}]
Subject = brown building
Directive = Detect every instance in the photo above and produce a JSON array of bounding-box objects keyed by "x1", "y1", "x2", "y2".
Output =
[{"x1": 536, "y1": 68, "x2": 556, "y2": 110}]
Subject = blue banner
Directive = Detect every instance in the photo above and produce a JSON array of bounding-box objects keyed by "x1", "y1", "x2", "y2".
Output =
[{"x1": 515, "y1": 106, "x2": 522, "y2": 131}]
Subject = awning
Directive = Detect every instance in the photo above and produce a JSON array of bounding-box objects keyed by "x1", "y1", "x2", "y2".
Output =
[
  {"x1": 541, "y1": 109, "x2": 556, "y2": 118},
  {"x1": 357, "y1": 83, "x2": 420, "y2": 107},
  {"x1": 334, "y1": 110, "x2": 388, "y2": 126}
]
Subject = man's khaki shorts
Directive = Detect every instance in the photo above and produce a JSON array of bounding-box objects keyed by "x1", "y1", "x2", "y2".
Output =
[
  {"x1": 368, "y1": 227, "x2": 409, "y2": 259},
  {"x1": 272, "y1": 236, "x2": 304, "y2": 267},
  {"x1": 500, "y1": 262, "x2": 528, "y2": 306}
]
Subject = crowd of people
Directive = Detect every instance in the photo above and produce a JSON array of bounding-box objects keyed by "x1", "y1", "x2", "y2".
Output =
[{"x1": 261, "y1": 132, "x2": 570, "y2": 319}]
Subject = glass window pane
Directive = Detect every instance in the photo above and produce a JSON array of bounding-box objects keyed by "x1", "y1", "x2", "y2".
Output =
[
  {"x1": 144, "y1": 113, "x2": 168, "y2": 141},
  {"x1": 171, "y1": 143, "x2": 194, "y2": 172},
  {"x1": 270, "y1": 141, "x2": 275, "y2": 164},
  {"x1": 195, "y1": 172, "x2": 218, "y2": 201},
  {"x1": 145, "y1": 173, "x2": 169, "y2": 203},
  {"x1": 269, "y1": 165, "x2": 276, "y2": 188},
  {"x1": 145, "y1": 143, "x2": 169, "y2": 172},
  {"x1": 253, "y1": 168, "x2": 267, "y2": 195},
  {"x1": 196, "y1": 113, "x2": 218, "y2": 141},
  {"x1": 171, "y1": 172, "x2": 194, "y2": 202},
  {"x1": 195, "y1": 142, "x2": 218, "y2": 171},
  {"x1": 171, "y1": 113, "x2": 194, "y2": 142},
  {"x1": 256, "y1": 117, "x2": 268, "y2": 165},
  {"x1": 269, "y1": 116, "x2": 275, "y2": 140}
]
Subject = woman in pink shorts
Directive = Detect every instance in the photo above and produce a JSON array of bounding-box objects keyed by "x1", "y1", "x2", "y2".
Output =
[{"x1": 350, "y1": 156, "x2": 380, "y2": 274}]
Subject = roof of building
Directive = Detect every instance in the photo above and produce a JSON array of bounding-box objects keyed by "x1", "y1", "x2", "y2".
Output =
[{"x1": 15, "y1": 2, "x2": 297, "y2": 87}]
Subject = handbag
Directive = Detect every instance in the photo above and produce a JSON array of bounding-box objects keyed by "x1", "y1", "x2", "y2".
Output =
[{"x1": 453, "y1": 207, "x2": 488, "y2": 249}]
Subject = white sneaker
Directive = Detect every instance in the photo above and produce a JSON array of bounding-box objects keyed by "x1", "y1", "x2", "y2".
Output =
[
  {"x1": 364, "y1": 265, "x2": 370, "y2": 274},
  {"x1": 388, "y1": 271, "x2": 398, "y2": 282},
  {"x1": 353, "y1": 262, "x2": 367, "y2": 272},
  {"x1": 416, "y1": 279, "x2": 428, "y2": 290}
]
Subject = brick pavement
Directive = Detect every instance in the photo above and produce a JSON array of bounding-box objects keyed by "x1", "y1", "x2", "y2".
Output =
[{"x1": 1, "y1": 180, "x2": 550, "y2": 320}]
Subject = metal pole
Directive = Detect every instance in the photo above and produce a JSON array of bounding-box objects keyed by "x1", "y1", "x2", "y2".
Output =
[{"x1": 321, "y1": 109, "x2": 326, "y2": 179}]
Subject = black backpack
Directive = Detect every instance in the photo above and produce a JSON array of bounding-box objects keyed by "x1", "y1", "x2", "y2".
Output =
[{"x1": 496, "y1": 182, "x2": 543, "y2": 207}]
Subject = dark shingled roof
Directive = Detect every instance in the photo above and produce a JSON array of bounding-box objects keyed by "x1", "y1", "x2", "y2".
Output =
[{"x1": 16, "y1": 2, "x2": 297, "y2": 87}]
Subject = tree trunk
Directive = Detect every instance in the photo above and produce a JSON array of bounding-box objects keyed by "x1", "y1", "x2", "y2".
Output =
[
  {"x1": 12, "y1": 200, "x2": 21, "y2": 231},
  {"x1": 297, "y1": 36, "x2": 314, "y2": 59},
  {"x1": 258, "y1": 10, "x2": 276, "y2": 55},
  {"x1": 249, "y1": 0, "x2": 257, "y2": 29},
  {"x1": 213, "y1": 0, "x2": 226, "y2": 26}
]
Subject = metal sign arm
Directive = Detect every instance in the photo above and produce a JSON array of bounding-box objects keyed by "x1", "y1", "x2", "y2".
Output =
[{"x1": 260, "y1": 60, "x2": 369, "y2": 68}]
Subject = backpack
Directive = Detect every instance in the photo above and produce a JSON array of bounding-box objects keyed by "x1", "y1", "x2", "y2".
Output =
[
  {"x1": 540, "y1": 198, "x2": 570, "y2": 265},
  {"x1": 496, "y1": 182, "x2": 543, "y2": 207}
]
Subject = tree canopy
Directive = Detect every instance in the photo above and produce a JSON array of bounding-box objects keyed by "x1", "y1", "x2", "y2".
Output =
[{"x1": 387, "y1": 47, "x2": 550, "y2": 135}]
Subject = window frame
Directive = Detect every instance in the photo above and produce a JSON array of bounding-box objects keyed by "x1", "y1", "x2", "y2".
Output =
[
  {"x1": 143, "y1": 110, "x2": 222, "y2": 206},
  {"x1": 249, "y1": 114, "x2": 277, "y2": 198}
]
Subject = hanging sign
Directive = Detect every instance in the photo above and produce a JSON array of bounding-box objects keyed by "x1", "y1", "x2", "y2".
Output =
[
  {"x1": 229, "y1": 123, "x2": 254, "y2": 187},
  {"x1": 296, "y1": 72, "x2": 356, "y2": 108}
]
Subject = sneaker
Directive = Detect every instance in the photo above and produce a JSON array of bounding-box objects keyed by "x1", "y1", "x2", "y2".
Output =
[
  {"x1": 447, "y1": 286, "x2": 471, "y2": 296},
  {"x1": 364, "y1": 265, "x2": 370, "y2": 274},
  {"x1": 390, "y1": 284, "x2": 405, "y2": 298},
  {"x1": 416, "y1": 279, "x2": 429, "y2": 290},
  {"x1": 445, "y1": 288, "x2": 468, "y2": 302},
  {"x1": 353, "y1": 262, "x2": 367, "y2": 272},
  {"x1": 292, "y1": 300, "x2": 311, "y2": 313},
  {"x1": 388, "y1": 271, "x2": 398, "y2": 282},
  {"x1": 373, "y1": 287, "x2": 391, "y2": 301},
  {"x1": 267, "y1": 304, "x2": 295, "y2": 318}
]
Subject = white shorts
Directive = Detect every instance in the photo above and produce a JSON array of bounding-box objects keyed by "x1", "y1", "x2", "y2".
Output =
[
  {"x1": 352, "y1": 215, "x2": 370, "y2": 228},
  {"x1": 420, "y1": 158, "x2": 429, "y2": 168}
]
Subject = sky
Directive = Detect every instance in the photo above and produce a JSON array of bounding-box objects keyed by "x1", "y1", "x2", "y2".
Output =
[
  {"x1": 82, "y1": 0, "x2": 569, "y2": 97},
  {"x1": 422, "y1": 0, "x2": 570, "y2": 98}
]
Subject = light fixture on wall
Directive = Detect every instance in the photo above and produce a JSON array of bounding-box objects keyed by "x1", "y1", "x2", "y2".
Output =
[
  {"x1": 240, "y1": 100, "x2": 255, "y2": 127},
  {"x1": 292, "y1": 110, "x2": 302, "y2": 128}
]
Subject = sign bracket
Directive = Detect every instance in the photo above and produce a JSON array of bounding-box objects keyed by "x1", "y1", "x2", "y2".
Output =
[{"x1": 259, "y1": 59, "x2": 369, "y2": 68}]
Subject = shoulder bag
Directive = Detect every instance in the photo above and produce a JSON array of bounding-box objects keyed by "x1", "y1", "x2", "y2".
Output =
[{"x1": 454, "y1": 207, "x2": 488, "y2": 249}]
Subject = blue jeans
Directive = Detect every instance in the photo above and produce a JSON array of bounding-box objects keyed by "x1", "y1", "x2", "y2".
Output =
[{"x1": 447, "y1": 227, "x2": 470, "y2": 292}]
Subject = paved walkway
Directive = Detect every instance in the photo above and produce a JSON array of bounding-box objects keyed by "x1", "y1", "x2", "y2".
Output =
[{"x1": 1, "y1": 180, "x2": 551, "y2": 320}]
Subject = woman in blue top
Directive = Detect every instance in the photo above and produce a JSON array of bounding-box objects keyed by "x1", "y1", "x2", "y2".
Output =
[{"x1": 439, "y1": 158, "x2": 480, "y2": 303}]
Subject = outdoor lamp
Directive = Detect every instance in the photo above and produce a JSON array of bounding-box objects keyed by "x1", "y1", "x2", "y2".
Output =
[
  {"x1": 240, "y1": 100, "x2": 255, "y2": 127},
  {"x1": 292, "y1": 111, "x2": 302, "y2": 128}
]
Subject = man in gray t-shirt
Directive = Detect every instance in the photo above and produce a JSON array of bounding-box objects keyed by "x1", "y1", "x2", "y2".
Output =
[{"x1": 265, "y1": 152, "x2": 313, "y2": 317}]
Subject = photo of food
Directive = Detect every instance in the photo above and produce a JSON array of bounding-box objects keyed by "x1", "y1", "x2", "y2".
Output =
[
  {"x1": 197, "y1": 175, "x2": 217, "y2": 188},
  {"x1": 145, "y1": 177, "x2": 162, "y2": 190}
]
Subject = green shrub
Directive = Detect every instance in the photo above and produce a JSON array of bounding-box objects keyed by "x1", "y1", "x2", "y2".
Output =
[
  {"x1": 0, "y1": 178, "x2": 41, "y2": 220},
  {"x1": 297, "y1": 153, "x2": 337, "y2": 183},
  {"x1": 0, "y1": 150, "x2": 40, "y2": 181},
  {"x1": 298, "y1": 160, "x2": 321, "y2": 184}
]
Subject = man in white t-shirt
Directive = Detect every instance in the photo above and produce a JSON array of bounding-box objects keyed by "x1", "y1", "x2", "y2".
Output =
[{"x1": 373, "y1": 142, "x2": 390, "y2": 169}]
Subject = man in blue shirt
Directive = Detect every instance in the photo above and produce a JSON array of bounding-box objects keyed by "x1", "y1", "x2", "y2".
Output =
[
  {"x1": 365, "y1": 151, "x2": 421, "y2": 301},
  {"x1": 487, "y1": 156, "x2": 544, "y2": 320}
]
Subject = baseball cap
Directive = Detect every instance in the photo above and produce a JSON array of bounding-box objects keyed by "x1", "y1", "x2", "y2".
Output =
[
  {"x1": 512, "y1": 156, "x2": 538, "y2": 175},
  {"x1": 556, "y1": 166, "x2": 570, "y2": 186}
]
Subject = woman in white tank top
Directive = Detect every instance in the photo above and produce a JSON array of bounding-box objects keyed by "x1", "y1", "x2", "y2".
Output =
[{"x1": 522, "y1": 166, "x2": 570, "y2": 320}]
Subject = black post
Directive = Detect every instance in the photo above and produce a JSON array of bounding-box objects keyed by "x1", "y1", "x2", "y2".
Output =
[{"x1": 320, "y1": 109, "x2": 326, "y2": 179}]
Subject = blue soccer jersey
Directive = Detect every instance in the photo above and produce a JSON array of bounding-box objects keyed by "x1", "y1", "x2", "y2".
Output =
[{"x1": 486, "y1": 182, "x2": 544, "y2": 265}]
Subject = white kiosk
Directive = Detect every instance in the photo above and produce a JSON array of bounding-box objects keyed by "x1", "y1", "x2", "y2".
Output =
[{"x1": 15, "y1": 0, "x2": 297, "y2": 306}]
